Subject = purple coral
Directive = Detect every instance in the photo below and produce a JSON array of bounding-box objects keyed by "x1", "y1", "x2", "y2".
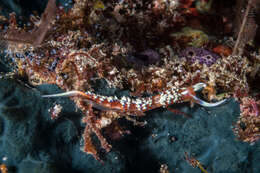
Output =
[{"x1": 180, "y1": 47, "x2": 220, "y2": 67}]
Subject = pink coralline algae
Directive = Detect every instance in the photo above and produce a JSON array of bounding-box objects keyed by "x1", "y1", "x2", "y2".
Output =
[
  {"x1": 233, "y1": 96, "x2": 260, "y2": 143},
  {"x1": 180, "y1": 47, "x2": 220, "y2": 66}
]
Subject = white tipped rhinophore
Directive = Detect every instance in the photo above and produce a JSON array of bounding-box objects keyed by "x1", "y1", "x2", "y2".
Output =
[
  {"x1": 180, "y1": 82, "x2": 226, "y2": 107},
  {"x1": 192, "y1": 83, "x2": 207, "y2": 92},
  {"x1": 180, "y1": 82, "x2": 206, "y2": 95},
  {"x1": 189, "y1": 94, "x2": 227, "y2": 107}
]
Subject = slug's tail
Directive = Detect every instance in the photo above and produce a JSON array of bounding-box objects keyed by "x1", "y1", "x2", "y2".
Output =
[
  {"x1": 42, "y1": 90, "x2": 85, "y2": 98},
  {"x1": 42, "y1": 91, "x2": 119, "y2": 111}
]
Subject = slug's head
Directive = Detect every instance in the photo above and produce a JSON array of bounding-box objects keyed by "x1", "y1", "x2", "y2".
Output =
[{"x1": 180, "y1": 83, "x2": 226, "y2": 107}]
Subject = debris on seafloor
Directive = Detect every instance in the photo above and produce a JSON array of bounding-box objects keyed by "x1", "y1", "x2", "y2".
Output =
[
  {"x1": 159, "y1": 164, "x2": 170, "y2": 173},
  {"x1": 184, "y1": 152, "x2": 208, "y2": 173},
  {"x1": 0, "y1": 164, "x2": 8, "y2": 173},
  {"x1": 48, "y1": 103, "x2": 63, "y2": 120}
]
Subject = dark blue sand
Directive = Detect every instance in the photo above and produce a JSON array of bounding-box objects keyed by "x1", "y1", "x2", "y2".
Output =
[{"x1": 0, "y1": 78, "x2": 259, "y2": 173}]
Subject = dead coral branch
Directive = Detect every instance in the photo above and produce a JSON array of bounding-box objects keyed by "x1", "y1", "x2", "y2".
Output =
[
  {"x1": 232, "y1": 0, "x2": 258, "y2": 56},
  {"x1": 3, "y1": 0, "x2": 56, "y2": 47}
]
